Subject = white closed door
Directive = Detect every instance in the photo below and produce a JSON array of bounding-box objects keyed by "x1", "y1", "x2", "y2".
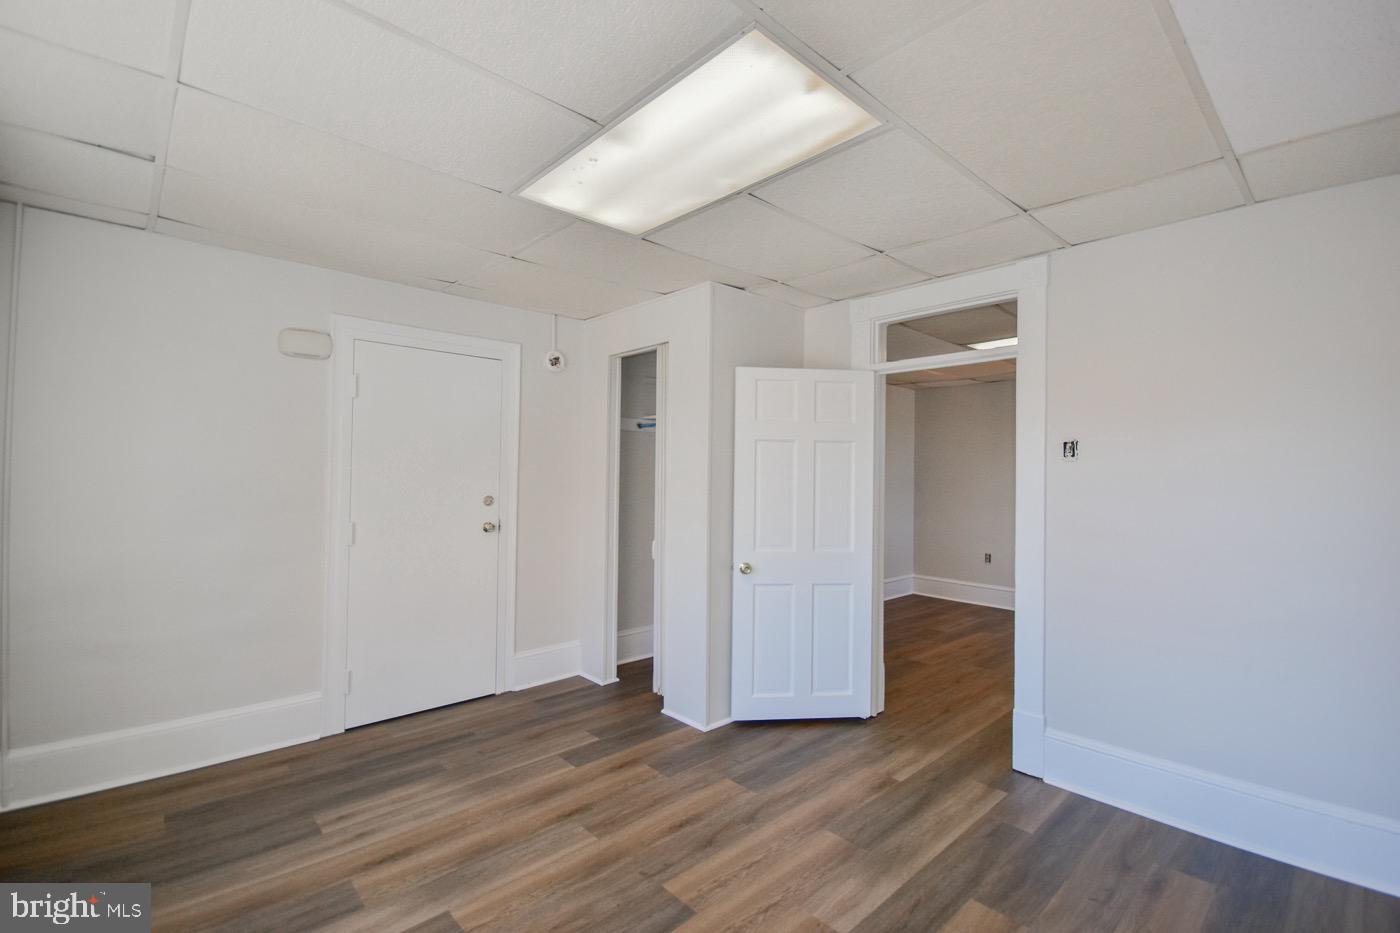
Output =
[
  {"x1": 732, "y1": 367, "x2": 876, "y2": 720},
  {"x1": 345, "y1": 340, "x2": 502, "y2": 728}
]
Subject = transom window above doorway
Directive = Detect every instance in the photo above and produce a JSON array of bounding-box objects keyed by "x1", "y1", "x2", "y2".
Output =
[{"x1": 882, "y1": 301, "x2": 1018, "y2": 363}]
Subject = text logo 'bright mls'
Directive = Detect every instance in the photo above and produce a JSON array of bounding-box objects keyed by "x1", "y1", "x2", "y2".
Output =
[{"x1": 2, "y1": 884, "x2": 150, "y2": 931}]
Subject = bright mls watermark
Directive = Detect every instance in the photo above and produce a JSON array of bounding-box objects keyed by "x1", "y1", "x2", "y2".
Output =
[{"x1": 2, "y1": 884, "x2": 149, "y2": 931}]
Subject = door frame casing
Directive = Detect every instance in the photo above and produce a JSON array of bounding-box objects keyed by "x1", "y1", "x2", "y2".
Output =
[
  {"x1": 603, "y1": 344, "x2": 668, "y2": 691},
  {"x1": 321, "y1": 315, "x2": 521, "y2": 737},
  {"x1": 850, "y1": 256, "x2": 1048, "y2": 777}
]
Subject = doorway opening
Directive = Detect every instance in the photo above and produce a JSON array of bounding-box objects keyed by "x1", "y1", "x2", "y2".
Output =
[
  {"x1": 607, "y1": 345, "x2": 667, "y2": 694},
  {"x1": 855, "y1": 257, "x2": 1047, "y2": 775}
]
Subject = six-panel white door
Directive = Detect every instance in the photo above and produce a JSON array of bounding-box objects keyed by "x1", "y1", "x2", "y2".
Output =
[
  {"x1": 731, "y1": 367, "x2": 876, "y2": 720},
  {"x1": 345, "y1": 340, "x2": 502, "y2": 728}
]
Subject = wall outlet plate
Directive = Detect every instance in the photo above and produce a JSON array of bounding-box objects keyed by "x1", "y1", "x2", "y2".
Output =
[{"x1": 1062, "y1": 439, "x2": 1079, "y2": 460}]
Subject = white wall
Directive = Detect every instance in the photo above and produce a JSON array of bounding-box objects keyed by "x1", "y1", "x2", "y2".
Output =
[
  {"x1": 802, "y1": 300, "x2": 851, "y2": 368},
  {"x1": 1045, "y1": 175, "x2": 1400, "y2": 830},
  {"x1": 2, "y1": 208, "x2": 590, "y2": 806},
  {"x1": 883, "y1": 386, "x2": 915, "y2": 583},
  {"x1": 913, "y1": 382, "x2": 1016, "y2": 588},
  {"x1": 616, "y1": 351, "x2": 656, "y2": 662}
]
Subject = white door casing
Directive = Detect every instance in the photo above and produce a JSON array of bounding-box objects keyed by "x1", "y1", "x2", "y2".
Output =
[
  {"x1": 344, "y1": 340, "x2": 502, "y2": 727},
  {"x1": 731, "y1": 367, "x2": 876, "y2": 720}
]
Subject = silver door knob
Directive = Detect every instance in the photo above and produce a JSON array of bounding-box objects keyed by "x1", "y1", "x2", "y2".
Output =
[
  {"x1": 738, "y1": 562, "x2": 753, "y2": 575},
  {"x1": 482, "y1": 521, "x2": 497, "y2": 533}
]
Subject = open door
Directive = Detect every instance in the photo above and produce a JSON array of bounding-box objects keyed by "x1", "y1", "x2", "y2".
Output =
[{"x1": 731, "y1": 367, "x2": 877, "y2": 720}]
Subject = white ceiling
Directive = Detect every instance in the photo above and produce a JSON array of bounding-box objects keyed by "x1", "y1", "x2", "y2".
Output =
[{"x1": 2, "y1": 0, "x2": 1398, "y2": 319}]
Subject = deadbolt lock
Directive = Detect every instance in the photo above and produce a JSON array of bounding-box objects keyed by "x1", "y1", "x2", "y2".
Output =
[{"x1": 483, "y1": 494, "x2": 494, "y2": 506}]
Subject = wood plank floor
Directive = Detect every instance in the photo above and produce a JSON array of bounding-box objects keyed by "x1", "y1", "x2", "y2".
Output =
[{"x1": 2, "y1": 595, "x2": 1396, "y2": 931}]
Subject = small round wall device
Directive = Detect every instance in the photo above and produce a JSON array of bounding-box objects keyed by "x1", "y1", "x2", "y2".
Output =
[{"x1": 545, "y1": 349, "x2": 567, "y2": 372}]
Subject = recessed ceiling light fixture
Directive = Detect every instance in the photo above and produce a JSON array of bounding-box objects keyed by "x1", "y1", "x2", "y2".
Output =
[
  {"x1": 967, "y1": 337, "x2": 1019, "y2": 350},
  {"x1": 518, "y1": 30, "x2": 880, "y2": 235}
]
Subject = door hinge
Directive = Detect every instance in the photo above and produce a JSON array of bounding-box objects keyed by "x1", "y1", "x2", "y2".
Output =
[
  {"x1": 345, "y1": 669, "x2": 353, "y2": 694},
  {"x1": 347, "y1": 521, "x2": 357, "y2": 546},
  {"x1": 351, "y1": 373, "x2": 359, "y2": 399}
]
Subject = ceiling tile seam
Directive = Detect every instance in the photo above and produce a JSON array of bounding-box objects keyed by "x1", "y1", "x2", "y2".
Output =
[
  {"x1": 0, "y1": 24, "x2": 168, "y2": 78},
  {"x1": 832, "y1": 0, "x2": 993, "y2": 77},
  {"x1": 0, "y1": 120, "x2": 156, "y2": 163},
  {"x1": 0, "y1": 183, "x2": 149, "y2": 227},
  {"x1": 1148, "y1": 0, "x2": 1255, "y2": 205},
  {"x1": 729, "y1": 2, "x2": 1070, "y2": 248},
  {"x1": 1027, "y1": 156, "x2": 1232, "y2": 212},
  {"x1": 160, "y1": 83, "x2": 540, "y2": 201},
  {"x1": 319, "y1": 0, "x2": 602, "y2": 131},
  {"x1": 145, "y1": 0, "x2": 193, "y2": 231},
  {"x1": 1232, "y1": 109, "x2": 1400, "y2": 157}
]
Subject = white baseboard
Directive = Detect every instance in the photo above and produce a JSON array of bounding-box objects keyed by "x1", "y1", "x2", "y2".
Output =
[
  {"x1": 661, "y1": 707, "x2": 733, "y2": 732},
  {"x1": 511, "y1": 640, "x2": 582, "y2": 690},
  {"x1": 617, "y1": 625, "x2": 654, "y2": 664},
  {"x1": 1044, "y1": 729, "x2": 1400, "y2": 897},
  {"x1": 912, "y1": 574, "x2": 1014, "y2": 610},
  {"x1": 3, "y1": 692, "x2": 322, "y2": 811},
  {"x1": 1012, "y1": 709, "x2": 1045, "y2": 778},
  {"x1": 882, "y1": 575, "x2": 915, "y2": 599}
]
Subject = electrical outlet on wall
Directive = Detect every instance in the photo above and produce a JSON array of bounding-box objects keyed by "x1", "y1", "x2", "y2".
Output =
[{"x1": 984, "y1": 553, "x2": 992, "y2": 563}]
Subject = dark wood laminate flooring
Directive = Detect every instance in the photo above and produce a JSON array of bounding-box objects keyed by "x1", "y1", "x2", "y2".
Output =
[{"x1": 2, "y1": 596, "x2": 1396, "y2": 931}]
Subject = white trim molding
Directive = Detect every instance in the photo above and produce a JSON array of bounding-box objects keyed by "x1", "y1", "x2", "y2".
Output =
[
  {"x1": 511, "y1": 641, "x2": 582, "y2": 691},
  {"x1": 322, "y1": 315, "x2": 522, "y2": 737},
  {"x1": 853, "y1": 257, "x2": 1048, "y2": 777},
  {"x1": 662, "y1": 708, "x2": 733, "y2": 732},
  {"x1": 4, "y1": 693, "x2": 321, "y2": 811},
  {"x1": 1045, "y1": 729, "x2": 1400, "y2": 898},
  {"x1": 882, "y1": 575, "x2": 915, "y2": 599},
  {"x1": 617, "y1": 625, "x2": 654, "y2": 664},
  {"x1": 912, "y1": 575, "x2": 1014, "y2": 611}
]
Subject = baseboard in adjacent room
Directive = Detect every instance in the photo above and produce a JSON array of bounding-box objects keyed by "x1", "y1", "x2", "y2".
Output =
[
  {"x1": 912, "y1": 574, "x2": 1014, "y2": 610},
  {"x1": 617, "y1": 625, "x2": 654, "y2": 664},
  {"x1": 882, "y1": 575, "x2": 915, "y2": 599},
  {"x1": 511, "y1": 640, "x2": 582, "y2": 690},
  {"x1": 3, "y1": 692, "x2": 323, "y2": 811},
  {"x1": 1044, "y1": 729, "x2": 1400, "y2": 897}
]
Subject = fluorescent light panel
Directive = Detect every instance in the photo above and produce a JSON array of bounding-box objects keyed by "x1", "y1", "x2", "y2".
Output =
[
  {"x1": 519, "y1": 31, "x2": 880, "y2": 235},
  {"x1": 967, "y1": 336, "x2": 1019, "y2": 350}
]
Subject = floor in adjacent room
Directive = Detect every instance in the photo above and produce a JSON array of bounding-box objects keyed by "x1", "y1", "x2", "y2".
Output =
[{"x1": 2, "y1": 596, "x2": 1395, "y2": 932}]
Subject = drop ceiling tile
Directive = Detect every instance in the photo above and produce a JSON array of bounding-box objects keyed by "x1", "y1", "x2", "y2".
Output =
[
  {"x1": 341, "y1": 0, "x2": 745, "y2": 121},
  {"x1": 757, "y1": 0, "x2": 981, "y2": 70},
  {"x1": 159, "y1": 168, "x2": 501, "y2": 284},
  {"x1": 154, "y1": 218, "x2": 455, "y2": 292},
  {"x1": 0, "y1": 124, "x2": 152, "y2": 212},
  {"x1": 786, "y1": 255, "x2": 928, "y2": 301},
  {"x1": 1240, "y1": 114, "x2": 1400, "y2": 203},
  {"x1": 748, "y1": 282, "x2": 831, "y2": 309},
  {"x1": 898, "y1": 304, "x2": 1017, "y2": 345},
  {"x1": 1031, "y1": 160, "x2": 1243, "y2": 244},
  {"x1": 0, "y1": 0, "x2": 176, "y2": 74},
  {"x1": 516, "y1": 222, "x2": 766, "y2": 293},
  {"x1": 1169, "y1": 0, "x2": 1400, "y2": 154},
  {"x1": 889, "y1": 216, "x2": 1061, "y2": 277},
  {"x1": 165, "y1": 88, "x2": 570, "y2": 256},
  {"x1": 756, "y1": 131, "x2": 1015, "y2": 249},
  {"x1": 854, "y1": 0, "x2": 1218, "y2": 208},
  {"x1": 647, "y1": 196, "x2": 873, "y2": 281},
  {"x1": 0, "y1": 29, "x2": 165, "y2": 155},
  {"x1": 450, "y1": 258, "x2": 659, "y2": 319},
  {"x1": 179, "y1": 0, "x2": 594, "y2": 191}
]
